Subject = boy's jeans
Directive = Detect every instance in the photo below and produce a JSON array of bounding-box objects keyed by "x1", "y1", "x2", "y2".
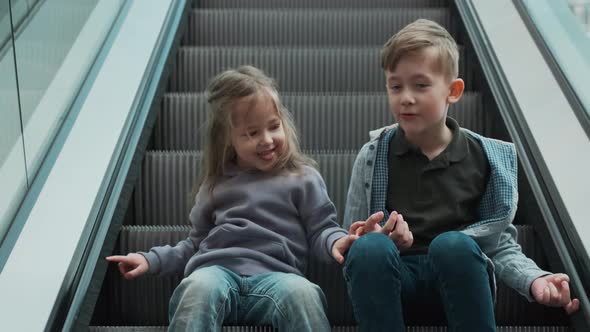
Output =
[
  {"x1": 344, "y1": 231, "x2": 496, "y2": 332},
  {"x1": 168, "y1": 265, "x2": 330, "y2": 331}
]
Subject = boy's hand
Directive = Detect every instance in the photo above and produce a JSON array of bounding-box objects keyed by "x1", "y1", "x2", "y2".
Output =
[
  {"x1": 106, "y1": 253, "x2": 149, "y2": 280},
  {"x1": 349, "y1": 211, "x2": 385, "y2": 236},
  {"x1": 332, "y1": 234, "x2": 360, "y2": 264},
  {"x1": 531, "y1": 273, "x2": 580, "y2": 315},
  {"x1": 349, "y1": 211, "x2": 413, "y2": 250}
]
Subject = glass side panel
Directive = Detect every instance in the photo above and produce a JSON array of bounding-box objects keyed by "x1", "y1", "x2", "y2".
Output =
[
  {"x1": 0, "y1": 0, "x2": 27, "y2": 244},
  {"x1": 523, "y1": 0, "x2": 590, "y2": 122},
  {"x1": 12, "y1": 0, "x2": 100, "y2": 181}
]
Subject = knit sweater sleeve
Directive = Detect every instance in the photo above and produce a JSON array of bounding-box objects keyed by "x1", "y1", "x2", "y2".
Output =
[
  {"x1": 297, "y1": 167, "x2": 348, "y2": 263},
  {"x1": 140, "y1": 185, "x2": 213, "y2": 276}
]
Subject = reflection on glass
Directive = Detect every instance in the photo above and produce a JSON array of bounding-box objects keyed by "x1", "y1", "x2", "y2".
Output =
[
  {"x1": 568, "y1": 0, "x2": 590, "y2": 36},
  {"x1": 13, "y1": 0, "x2": 99, "y2": 178},
  {"x1": 0, "y1": 0, "x2": 27, "y2": 244}
]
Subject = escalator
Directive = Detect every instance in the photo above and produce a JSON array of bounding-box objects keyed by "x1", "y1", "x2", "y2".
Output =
[{"x1": 86, "y1": 0, "x2": 583, "y2": 330}]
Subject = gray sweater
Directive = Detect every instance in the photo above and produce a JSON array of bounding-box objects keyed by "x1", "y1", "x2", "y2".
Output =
[{"x1": 141, "y1": 165, "x2": 348, "y2": 277}]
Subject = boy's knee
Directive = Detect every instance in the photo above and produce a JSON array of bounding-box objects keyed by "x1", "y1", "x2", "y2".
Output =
[
  {"x1": 346, "y1": 233, "x2": 400, "y2": 271},
  {"x1": 429, "y1": 231, "x2": 482, "y2": 264}
]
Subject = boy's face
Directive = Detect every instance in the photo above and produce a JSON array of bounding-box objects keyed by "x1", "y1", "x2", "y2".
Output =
[
  {"x1": 230, "y1": 92, "x2": 286, "y2": 172},
  {"x1": 385, "y1": 47, "x2": 463, "y2": 139}
]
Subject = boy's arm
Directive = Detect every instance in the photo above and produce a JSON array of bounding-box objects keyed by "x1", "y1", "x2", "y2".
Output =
[
  {"x1": 140, "y1": 186, "x2": 213, "y2": 276},
  {"x1": 343, "y1": 147, "x2": 370, "y2": 230},
  {"x1": 485, "y1": 224, "x2": 550, "y2": 301}
]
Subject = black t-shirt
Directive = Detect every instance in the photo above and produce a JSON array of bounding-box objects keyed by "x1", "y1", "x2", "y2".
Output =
[{"x1": 386, "y1": 117, "x2": 490, "y2": 255}]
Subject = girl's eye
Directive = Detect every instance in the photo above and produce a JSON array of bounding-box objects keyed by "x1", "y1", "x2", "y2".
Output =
[
  {"x1": 248, "y1": 130, "x2": 258, "y2": 137},
  {"x1": 416, "y1": 83, "x2": 430, "y2": 89},
  {"x1": 269, "y1": 123, "x2": 281, "y2": 131},
  {"x1": 389, "y1": 85, "x2": 401, "y2": 92}
]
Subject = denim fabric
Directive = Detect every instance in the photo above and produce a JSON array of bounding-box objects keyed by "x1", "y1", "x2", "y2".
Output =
[
  {"x1": 168, "y1": 266, "x2": 330, "y2": 331},
  {"x1": 344, "y1": 232, "x2": 496, "y2": 332}
]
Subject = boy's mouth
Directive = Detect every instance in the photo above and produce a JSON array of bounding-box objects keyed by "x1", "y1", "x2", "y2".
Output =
[{"x1": 400, "y1": 113, "x2": 418, "y2": 119}]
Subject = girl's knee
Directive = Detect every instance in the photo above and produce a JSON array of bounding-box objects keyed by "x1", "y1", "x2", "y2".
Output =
[
  {"x1": 177, "y1": 266, "x2": 233, "y2": 298},
  {"x1": 279, "y1": 275, "x2": 325, "y2": 304}
]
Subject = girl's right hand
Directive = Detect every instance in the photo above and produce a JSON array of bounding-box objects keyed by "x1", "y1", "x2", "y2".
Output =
[{"x1": 106, "y1": 253, "x2": 149, "y2": 280}]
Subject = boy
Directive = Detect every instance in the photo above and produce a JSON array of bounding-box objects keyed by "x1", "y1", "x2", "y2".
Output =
[{"x1": 342, "y1": 19, "x2": 579, "y2": 331}]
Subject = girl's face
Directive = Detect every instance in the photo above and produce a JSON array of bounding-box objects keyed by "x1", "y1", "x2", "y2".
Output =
[{"x1": 230, "y1": 92, "x2": 286, "y2": 172}]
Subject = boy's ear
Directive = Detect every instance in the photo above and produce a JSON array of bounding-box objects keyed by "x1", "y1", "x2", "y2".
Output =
[{"x1": 447, "y1": 78, "x2": 464, "y2": 104}]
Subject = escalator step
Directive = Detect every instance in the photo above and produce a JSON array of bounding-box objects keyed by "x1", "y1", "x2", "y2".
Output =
[
  {"x1": 168, "y1": 47, "x2": 477, "y2": 93},
  {"x1": 89, "y1": 327, "x2": 573, "y2": 331},
  {"x1": 154, "y1": 92, "x2": 487, "y2": 151},
  {"x1": 134, "y1": 151, "x2": 357, "y2": 227},
  {"x1": 93, "y1": 225, "x2": 566, "y2": 326},
  {"x1": 192, "y1": 0, "x2": 449, "y2": 9},
  {"x1": 184, "y1": 9, "x2": 453, "y2": 46}
]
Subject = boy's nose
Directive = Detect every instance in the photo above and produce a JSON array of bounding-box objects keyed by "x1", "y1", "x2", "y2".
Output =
[{"x1": 400, "y1": 90, "x2": 415, "y2": 105}]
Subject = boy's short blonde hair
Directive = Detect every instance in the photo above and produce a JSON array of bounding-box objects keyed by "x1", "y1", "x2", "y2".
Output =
[{"x1": 381, "y1": 19, "x2": 459, "y2": 80}]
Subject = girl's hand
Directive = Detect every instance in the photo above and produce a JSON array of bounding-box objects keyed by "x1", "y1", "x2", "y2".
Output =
[
  {"x1": 106, "y1": 253, "x2": 149, "y2": 280},
  {"x1": 531, "y1": 273, "x2": 580, "y2": 315},
  {"x1": 331, "y1": 234, "x2": 360, "y2": 264}
]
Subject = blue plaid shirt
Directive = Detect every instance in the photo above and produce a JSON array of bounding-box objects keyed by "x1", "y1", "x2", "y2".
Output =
[{"x1": 344, "y1": 124, "x2": 549, "y2": 301}]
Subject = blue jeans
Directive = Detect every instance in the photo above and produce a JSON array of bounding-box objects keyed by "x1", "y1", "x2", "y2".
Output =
[
  {"x1": 168, "y1": 265, "x2": 330, "y2": 331},
  {"x1": 344, "y1": 231, "x2": 495, "y2": 332}
]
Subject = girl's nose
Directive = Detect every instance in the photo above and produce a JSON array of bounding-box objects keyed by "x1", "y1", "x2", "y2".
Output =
[{"x1": 260, "y1": 130, "x2": 273, "y2": 144}]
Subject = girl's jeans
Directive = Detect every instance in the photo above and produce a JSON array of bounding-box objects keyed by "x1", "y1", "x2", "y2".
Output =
[
  {"x1": 344, "y1": 231, "x2": 496, "y2": 332},
  {"x1": 168, "y1": 265, "x2": 330, "y2": 331}
]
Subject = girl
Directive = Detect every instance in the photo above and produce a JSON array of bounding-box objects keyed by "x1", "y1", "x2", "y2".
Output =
[{"x1": 106, "y1": 66, "x2": 358, "y2": 331}]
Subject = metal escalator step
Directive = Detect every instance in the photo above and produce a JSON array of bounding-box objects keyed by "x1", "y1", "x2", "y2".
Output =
[
  {"x1": 185, "y1": 9, "x2": 452, "y2": 46},
  {"x1": 192, "y1": 0, "x2": 449, "y2": 9},
  {"x1": 88, "y1": 327, "x2": 573, "y2": 331},
  {"x1": 154, "y1": 92, "x2": 486, "y2": 151},
  {"x1": 94, "y1": 226, "x2": 566, "y2": 326},
  {"x1": 134, "y1": 151, "x2": 357, "y2": 227},
  {"x1": 168, "y1": 47, "x2": 476, "y2": 93}
]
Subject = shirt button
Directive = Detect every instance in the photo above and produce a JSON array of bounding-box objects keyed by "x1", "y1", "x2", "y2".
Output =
[
  {"x1": 365, "y1": 183, "x2": 370, "y2": 189},
  {"x1": 366, "y1": 160, "x2": 373, "y2": 166},
  {"x1": 369, "y1": 145, "x2": 375, "y2": 150}
]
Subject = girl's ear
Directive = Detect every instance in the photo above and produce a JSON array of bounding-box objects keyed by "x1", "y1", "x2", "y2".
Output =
[{"x1": 447, "y1": 78, "x2": 464, "y2": 104}]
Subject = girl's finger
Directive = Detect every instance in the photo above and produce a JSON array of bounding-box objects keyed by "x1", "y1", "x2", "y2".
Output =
[{"x1": 117, "y1": 262, "x2": 128, "y2": 276}]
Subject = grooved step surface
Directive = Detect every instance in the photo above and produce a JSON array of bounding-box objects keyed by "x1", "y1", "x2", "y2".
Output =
[
  {"x1": 184, "y1": 9, "x2": 453, "y2": 46},
  {"x1": 168, "y1": 47, "x2": 476, "y2": 93},
  {"x1": 90, "y1": 327, "x2": 573, "y2": 332},
  {"x1": 192, "y1": 0, "x2": 450, "y2": 9},
  {"x1": 154, "y1": 92, "x2": 487, "y2": 151}
]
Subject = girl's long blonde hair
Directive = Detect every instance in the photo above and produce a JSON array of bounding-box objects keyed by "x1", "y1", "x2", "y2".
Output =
[{"x1": 199, "y1": 65, "x2": 315, "y2": 193}]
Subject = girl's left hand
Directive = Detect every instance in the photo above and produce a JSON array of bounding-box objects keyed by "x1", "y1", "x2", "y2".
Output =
[{"x1": 531, "y1": 273, "x2": 580, "y2": 315}]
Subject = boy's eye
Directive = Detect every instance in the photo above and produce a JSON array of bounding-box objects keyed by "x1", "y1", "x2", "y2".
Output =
[
  {"x1": 416, "y1": 83, "x2": 430, "y2": 89},
  {"x1": 389, "y1": 85, "x2": 401, "y2": 92},
  {"x1": 248, "y1": 130, "x2": 258, "y2": 137}
]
